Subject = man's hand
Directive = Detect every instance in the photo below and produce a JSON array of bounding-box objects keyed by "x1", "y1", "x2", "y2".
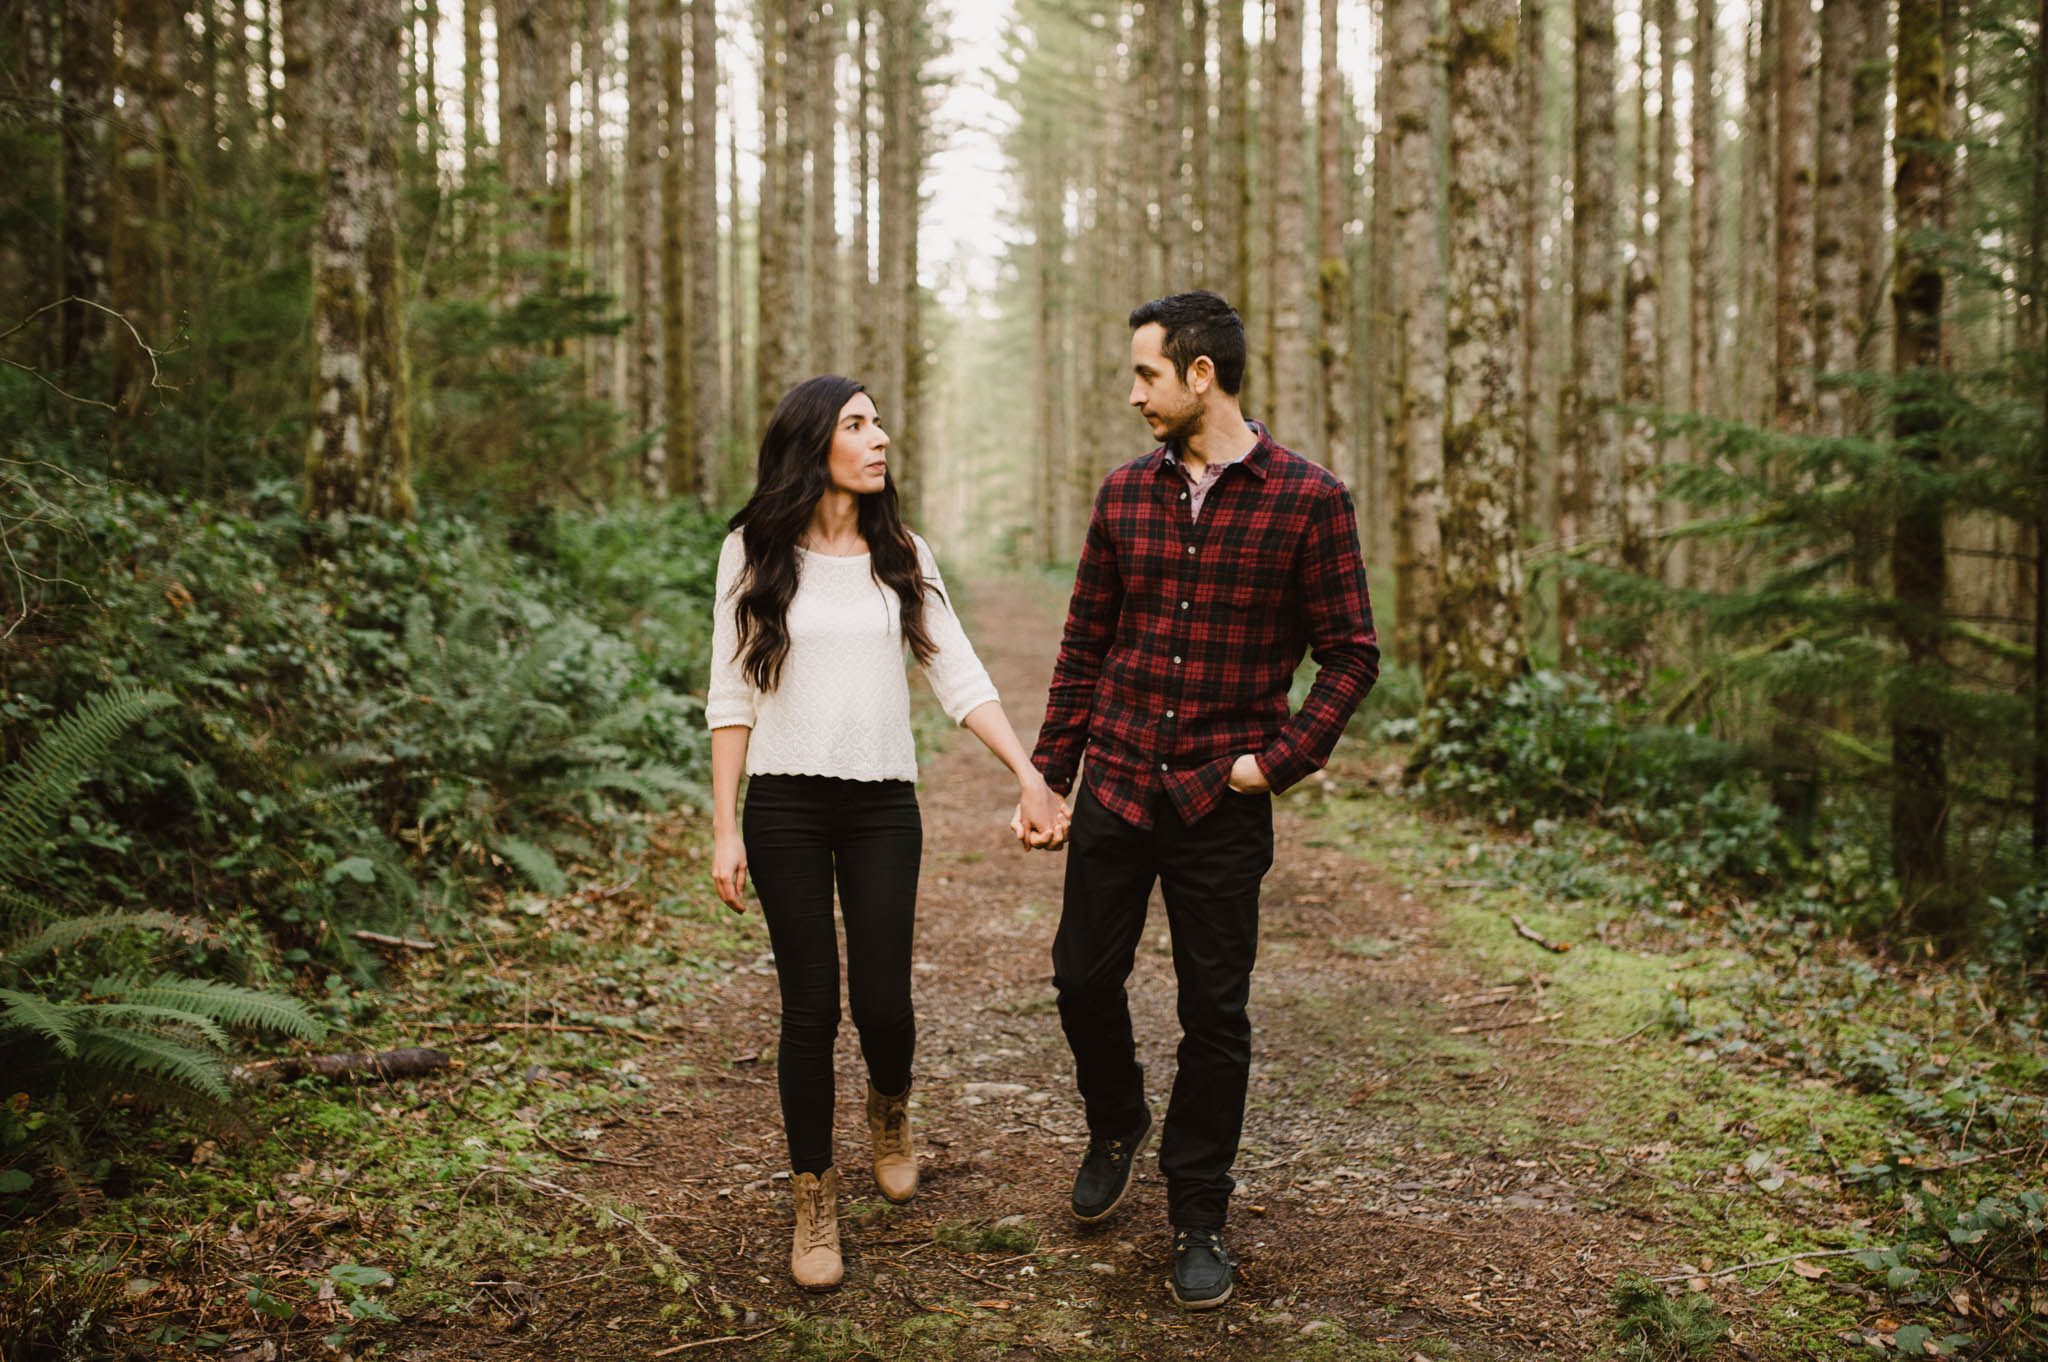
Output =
[
  {"x1": 1011, "y1": 776, "x2": 1071, "y2": 851},
  {"x1": 1227, "y1": 753, "x2": 1271, "y2": 794}
]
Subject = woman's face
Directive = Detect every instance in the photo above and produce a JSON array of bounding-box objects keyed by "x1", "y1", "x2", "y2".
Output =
[{"x1": 826, "y1": 391, "x2": 890, "y2": 497}]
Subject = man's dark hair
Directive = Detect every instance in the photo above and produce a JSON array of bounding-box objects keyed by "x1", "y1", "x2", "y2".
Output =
[{"x1": 1129, "y1": 291, "x2": 1246, "y2": 396}]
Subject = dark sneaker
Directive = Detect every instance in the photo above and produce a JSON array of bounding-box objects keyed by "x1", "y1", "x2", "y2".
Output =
[
  {"x1": 1169, "y1": 1227, "x2": 1234, "y2": 1309},
  {"x1": 1069, "y1": 1112, "x2": 1152, "y2": 1223}
]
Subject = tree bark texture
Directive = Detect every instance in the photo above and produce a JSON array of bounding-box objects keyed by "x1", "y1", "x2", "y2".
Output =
[
  {"x1": 1436, "y1": 0, "x2": 1526, "y2": 700},
  {"x1": 1561, "y1": 0, "x2": 1619, "y2": 664},
  {"x1": 1816, "y1": 0, "x2": 1859, "y2": 438},
  {"x1": 1773, "y1": 0, "x2": 1816, "y2": 436},
  {"x1": 809, "y1": 4, "x2": 839, "y2": 374},
  {"x1": 660, "y1": 0, "x2": 689, "y2": 498},
  {"x1": 1218, "y1": 0, "x2": 1249, "y2": 310},
  {"x1": 1317, "y1": 0, "x2": 1352, "y2": 486},
  {"x1": 1268, "y1": 0, "x2": 1312, "y2": 444},
  {"x1": 499, "y1": 0, "x2": 545, "y2": 295},
  {"x1": 584, "y1": 0, "x2": 614, "y2": 404},
  {"x1": 1389, "y1": 0, "x2": 1446, "y2": 675},
  {"x1": 1687, "y1": 0, "x2": 1717, "y2": 424},
  {"x1": 306, "y1": 0, "x2": 413, "y2": 521},
  {"x1": 1516, "y1": 0, "x2": 1546, "y2": 538},
  {"x1": 1848, "y1": 0, "x2": 1889, "y2": 417},
  {"x1": 628, "y1": 0, "x2": 667, "y2": 489},
  {"x1": 690, "y1": 0, "x2": 722, "y2": 496},
  {"x1": 756, "y1": 0, "x2": 790, "y2": 432},
  {"x1": 60, "y1": 0, "x2": 113, "y2": 369},
  {"x1": 1890, "y1": 0, "x2": 1949, "y2": 922}
]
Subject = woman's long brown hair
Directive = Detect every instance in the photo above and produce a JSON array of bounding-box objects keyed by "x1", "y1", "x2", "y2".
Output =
[{"x1": 727, "y1": 375, "x2": 939, "y2": 691}]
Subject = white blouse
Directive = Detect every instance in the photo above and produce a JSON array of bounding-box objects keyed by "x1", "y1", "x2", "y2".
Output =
[{"x1": 705, "y1": 529, "x2": 1000, "y2": 782}]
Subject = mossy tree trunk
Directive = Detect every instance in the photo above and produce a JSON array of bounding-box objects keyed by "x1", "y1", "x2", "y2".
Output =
[
  {"x1": 1560, "y1": 0, "x2": 1618, "y2": 665},
  {"x1": 306, "y1": 0, "x2": 414, "y2": 522},
  {"x1": 1317, "y1": 0, "x2": 1352, "y2": 487},
  {"x1": 1435, "y1": 0, "x2": 1527, "y2": 703},
  {"x1": 689, "y1": 0, "x2": 722, "y2": 497},
  {"x1": 1389, "y1": 0, "x2": 1446, "y2": 676}
]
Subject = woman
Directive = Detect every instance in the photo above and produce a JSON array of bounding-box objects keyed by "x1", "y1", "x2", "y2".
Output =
[{"x1": 707, "y1": 375, "x2": 1066, "y2": 1291}]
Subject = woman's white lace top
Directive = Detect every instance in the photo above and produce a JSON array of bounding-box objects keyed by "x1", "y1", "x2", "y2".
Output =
[{"x1": 706, "y1": 530, "x2": 999, "y2": 781}]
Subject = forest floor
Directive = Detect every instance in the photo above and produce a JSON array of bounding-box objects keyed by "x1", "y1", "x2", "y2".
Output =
[{"x1": 34, "y1": 576, "x2": 2038, "y2": 1361}]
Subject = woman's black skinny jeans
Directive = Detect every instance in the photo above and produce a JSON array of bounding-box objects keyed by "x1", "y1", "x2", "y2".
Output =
[{"x1": 742, "y1": 774, "x2": 922, "y2": 1176}]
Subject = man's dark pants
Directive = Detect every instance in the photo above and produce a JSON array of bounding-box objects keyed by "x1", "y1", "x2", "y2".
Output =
[{"x1": 1052, "y1": 779, "x2": 1273, "y2": 1232}]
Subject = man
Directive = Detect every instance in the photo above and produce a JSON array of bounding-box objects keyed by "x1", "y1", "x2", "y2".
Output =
[{"x1": 1018, "y1": 291, "x2": 1378, "y2": 1309}]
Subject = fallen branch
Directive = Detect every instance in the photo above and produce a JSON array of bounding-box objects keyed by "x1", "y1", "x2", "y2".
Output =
[
  {"x1": 233, "y1": 1046, "x2": 450, "y2": 1085},
  {"x1": 651, "y1": 1327, "x2": 779, "y2": 1355},
  {"x1": 1650, "y1": 1247, "x2": 1866, "y2": 1283},
  {"x1": 1510, "y1": 915, "x2": 1572, "y2": 953},
  {"x1": 537, "y1": 1134, "x2": 652, "y2": 1168},
  {"x1": 415, "y1": 1019, "x2": 665, "y2": 1043},
  {"x1": 351, "y1": 929, "x2": 438, "y2": 951},
  {"x1": 1449, "y1": 1013, "x2": 1563, "y2": 1035}
]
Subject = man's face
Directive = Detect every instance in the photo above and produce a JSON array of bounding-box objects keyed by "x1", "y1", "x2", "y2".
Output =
[{"x1": 1129, "y1": 323, "x2": 1203, "y2": 444}]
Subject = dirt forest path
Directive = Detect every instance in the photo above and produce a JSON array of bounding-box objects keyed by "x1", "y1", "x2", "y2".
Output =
[{"x1": 540, "y1": 577, "x2": 1679, "y2": 1360}]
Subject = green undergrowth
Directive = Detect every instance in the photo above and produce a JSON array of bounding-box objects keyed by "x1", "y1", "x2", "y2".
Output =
[
  {"x1": 0, "y1": 856, "x2": 765, "y2": 1360},
  {"x1": 1302, "y1": 775, "x2": 2047, "y2": 1359}
]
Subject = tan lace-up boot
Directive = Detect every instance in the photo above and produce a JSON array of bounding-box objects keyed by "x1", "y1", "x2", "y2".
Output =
[
  {"x1": 866, "y1": 1081, "x2": 918, "y2": 1203},
  {"x1": 789, "y1": 1167, "x2": 843, "y2": 1291}
]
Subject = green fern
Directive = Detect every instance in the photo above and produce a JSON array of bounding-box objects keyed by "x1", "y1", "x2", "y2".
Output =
[
  {"x1": 493, "y1": 834, "x2": 567, "y2": 896},
  {"x1": 2, "y1": 911, "x2": 211, "y2": 969},
  {"x1": 73, "y1": 1026, "x2": 231, "y2": 1102},
  {"x1": 0, "y1": 988, "x2": 82, "y2": 1054},
  {"x1": 0, "y1": 685, "x2": 174, "y2": 891},
  {"x1": 108, "y1": 974, "x2": 325, "y2": 1041}
]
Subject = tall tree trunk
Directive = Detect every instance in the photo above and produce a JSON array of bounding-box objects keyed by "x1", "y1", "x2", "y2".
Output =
[
  {"x1": 782, "y1": 0, "x2": 812, "y2": 375},
  {"x1": 1369, "y1": 0, "x2": 1399, "y2": 570},
  {"x1": 461, "y1": 0, "x2": 484, "y2": 250},
  {"x1": 1190, "y1": 0, "x2": 1212, "y2": 283},
  {"x1": 1316, "y1": 0, "x2": 1351, "y2": 483},
  {"x1": 585, "y1": 0, "x2": 614, "y2": 403},
  {"x1": 307, "y1": 0, "x2": 413, "y2": 520},
  {"x1": 1618, "y1": 0, "x2": 1660, "y2": 582},
  {"x1": 61, "y1": 0, "x2": 111, "y2": 369},
  {"x1": 1687, "y1": 0, "x2": 1717, "y2": 424},
  {"x1": 281, "y1": 0, "x2": 316, "y2": 174},
  {"x1": 500, "y1": 0, "x2": 546, "y2": 295},
  {"x1": 2031, "y1": 0, "x2": 2047, "y2": 865},
  {"x1": 628, "y1": 0, "x2": 667, "y2": 490},
  {"x1": 1268, "y1": 0, "x2": 1311, "y2": 441},
  {"x1": 1848, "y1": 0, "x2": 1889, "y2": 427},
  {"x1": 1735, "y1": 0, "x2": 1776, "y2": 427},
  {"x1": 810, "y1": 5, "x2": 839, "y2": 373},
  {"x1": 1389, "y1": 0, "x2": 1446, "y2": 674},
  {"x1": 876, "y1": 0, "x2": 918, "y2": 508},
  {"x1": 1768, "y1": 0, "x2": 1811, "y2": 423},
  {"x1": 690, "y1": 0, "x2": 721, "y2": 495},
  {"x1": 1435, "y1": 0, "x2": 1526, "y2": 700},
  {"x1": 660, "y1": 0, "x2": 688, "y2": 497},
  {"x1": 111, "y1": 0, "x2": 176, "y2": 420},
  {"x1": 1891, "y1": 0, "x2": 1948, "y2": 930},
  {"x1": 1218, "y1": 0, "x2": 1249, "y2": 309},
  {"x1": 895, "y1": 0, "x2": 926, "y2": 516},
  {"x1": 729, "y1": 107, "x2": 749, "y2": 454},
  {"x1": 1560, "y1": 0, "x2": 1619, "y2": 665},
  {"x1": 547, "y1": 0, "x2": 575, "y2": 292},
  {"x1": 1516, "y1": 0, "x2": 1546, "y2": 543},
  {"x1": 757, "y1": 0, "x2": 791, "y2": 427},
  {"x1": 1653, "y1": 0, "x2": 1677, "y2": 454},
  {"x1": 853, "y1": 0, "x2": 874, "y2": 370},
  {"x1": 1816, "y1": 0, "x2": 1859, "y2": 438}
]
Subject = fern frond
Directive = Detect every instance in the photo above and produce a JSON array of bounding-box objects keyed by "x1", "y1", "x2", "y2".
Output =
[
  {"x1": 403, "y1": 592, "x2": 442, "y2": 680},
  {"x1": 0, "y1": 989, "x2": 82, "y2": 1055},
  {"x1": 1, "y1": 911, "x2": 211, "y2": 970},
  {"x1": 76, "y1": 1000, "x2": 233, "y2": 1051},
  {"x1": 72, "y1": 1026, "x2": 230, "y2": 1102},
  {"x1": 492, "y1": 835, "x2": 567, "y2": 896},
  {"x1": 113, "y1": 975, "x2": 326, "y2": 1042},
  {"x1": 0, "y1": 880, "x2": 51, "y2": 931},
  {"x1": 0, "y1": 686, "x2": 174, "y2": 868}
]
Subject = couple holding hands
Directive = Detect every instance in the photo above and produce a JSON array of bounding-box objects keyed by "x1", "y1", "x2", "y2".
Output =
[{"x1": 706, "y1": 291, "x2": 1379, "y2": 1310}]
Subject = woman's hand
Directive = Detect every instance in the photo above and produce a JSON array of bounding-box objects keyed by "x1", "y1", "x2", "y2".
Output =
[
  {"x1": 1227, "y1": 753, "x2": 1271, "y2": 794},
  {"x1": 711, "y1": 827, "x2": 751, "y2": 912},
  {"x1": 1013, "y1": 772, "x2": 1070, "y2": 850}
]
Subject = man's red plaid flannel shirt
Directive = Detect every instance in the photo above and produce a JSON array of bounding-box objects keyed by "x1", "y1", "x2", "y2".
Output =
[{"x1": 1031, "y1": 423, "x2": 1379, "y2": 829}]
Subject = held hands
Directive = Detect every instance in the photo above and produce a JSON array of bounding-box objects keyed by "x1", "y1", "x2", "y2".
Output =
[
  {"x1": 1227, "y1": 753, "x2": 1271, "y2": 794},
  {"x1": 711, "y1": 827, "x2": 750, "y2": 912},
  {"x1": 1010, "y1": 772, "x2": 1070, "y2": 851}
]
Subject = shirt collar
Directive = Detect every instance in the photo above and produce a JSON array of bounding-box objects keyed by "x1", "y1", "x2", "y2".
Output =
[{"x1": 1154, "y1": 421, "x2": 1274, "y2": 481}]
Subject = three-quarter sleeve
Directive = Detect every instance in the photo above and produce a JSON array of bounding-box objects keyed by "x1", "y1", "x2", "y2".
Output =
[
  {"x1": 913, "y1": 535, "x2": 1000, "y2": 724},
  {"x1": 705, "y1": 530, "x2": 757, "y2": 730}
]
